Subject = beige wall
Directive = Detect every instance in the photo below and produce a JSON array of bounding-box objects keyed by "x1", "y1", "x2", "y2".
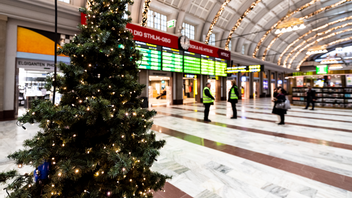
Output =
[{"x1": 0, "y1": 15, "x2": 7, "y2": 115}]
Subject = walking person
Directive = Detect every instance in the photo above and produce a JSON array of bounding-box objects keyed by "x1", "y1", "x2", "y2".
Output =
[
  {"x1": 305, "y1": 86, "x2": 316, "y2": 110},
  {"x1": 272, "y1": 87, "x2": 287, "y2": 125},
  {"x1": 228, "y1": 80, "x2": 239, "y2": 119},
  {"x1": 203, "y1": 82, "x2": 215, "y2": 122}
]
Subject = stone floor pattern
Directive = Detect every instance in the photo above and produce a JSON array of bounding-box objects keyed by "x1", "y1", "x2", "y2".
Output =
[{"x1": 1, "y1": 98, "x2": 352, "y2": 198}]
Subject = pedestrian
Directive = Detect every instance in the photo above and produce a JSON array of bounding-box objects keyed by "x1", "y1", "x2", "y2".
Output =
[
  {"x1": 305, "y1": 86, "x2": 316, "y2": 110},
  {"x1": 272, "y1": 87, "x2": 287, "y2": 125},
  {"x1": 203, "y1": 82, "x2": 215, "y2": 122},
  {"x1": 228, "y1": 80, "x2": 239, "y2": 119},
  {"x1": 273, "y1": 87, "x2": 278, "y2": 98}
]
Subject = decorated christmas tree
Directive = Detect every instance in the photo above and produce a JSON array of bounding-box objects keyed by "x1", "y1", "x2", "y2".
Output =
[{"x1": 0, "y1": 0, "x2": 169, "y2": 197}]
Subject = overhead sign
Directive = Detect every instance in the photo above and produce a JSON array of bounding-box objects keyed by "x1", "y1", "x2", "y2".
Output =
[
  {"x1": 189, "y1": 41, "x2": 231, "y2": 60},
  {"x1": 126, "y1": 23, "x2": 179, "y2": 49},
  {"x1": 167, "y1": 19, "x2": 176, "y2": 28},
  {"x1": 226, "y1": 65, "x2": 264, "y2": 73},
  {"x1": 17, "y1": 59, "x2": 68, "y2": 71},
  {"x1": 316, "y1": 65, "x2": 328, "y2": 75}
]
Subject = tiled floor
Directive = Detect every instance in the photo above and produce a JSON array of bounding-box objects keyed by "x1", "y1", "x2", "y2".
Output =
[{"x1": 1, "y1": 98, "x2": 352, "y2": 197}]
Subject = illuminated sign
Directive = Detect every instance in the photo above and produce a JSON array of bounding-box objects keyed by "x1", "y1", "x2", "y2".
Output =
[
  {"x1": 226, "y1": 65, "x2": 264, "y2": 73},
  {"x1": 241, "y1": 76, "x2": 247, "y2": 82},
  {"x1": 167, "y1": 19, "x2": 177, "y2": 28},
  {"x1": 162, "y1": 47, "x2": 183, "y2": 72},
  {"x1": 201, "y1": 55, "x2": 215, "y2": 75},
  {"x1": 184, "y1": 51, "x2": 201, "y2": 74},
  {"x1": 135, "y1": 41, "x2": 162, "y2": 70},
  {"x1": 316, "y1": 65, "x2": 328, "y2": 75},
  {"x1": 215, "y1": 58, "x2": 228, "y2": 77}
]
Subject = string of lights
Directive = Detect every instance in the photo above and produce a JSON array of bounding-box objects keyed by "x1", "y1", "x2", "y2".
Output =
[
  {"x1": 296, "y1": 35, "x2": 352, "y2": 70},
  {"x1": 225, "y1": 0, "x2": 262, "y2": 50},
  {"x1": 252, "y1": 0, "x2": 319, "y2": 58},
  {"x1": 288, "y1": 28, "x2": 352, "y2": 68},
  {"x1": 284, "y1": 22, "x2": 352, "y2": 67},
  {"x1": 205, "y1": 0, "x2": 231, "y2": 45},
  {"x1": 278, "y1": 16, "x2": 352, "y2": 65},
  {"x1": 260, "y1": 0, "x2": 351, "y2": 61},
  {"x1": 141, "y1": 0, "x2": 152, "y2": 27}
]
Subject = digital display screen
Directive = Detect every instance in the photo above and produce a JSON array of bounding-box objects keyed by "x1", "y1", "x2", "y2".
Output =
[
  {"x1": 135, "y1": 41, "x2": 162, "y2": 70},
  {"x1": 226, "y1": 65, "x2": 264, "y2": 73},
  {"x1": 201, "y1": 55, "x2": 215, "y2": 75},
  {"x1": 184, "y1": 51, "x2": 201, "y2": 74},
  {"x1": 162, "y1": 47, "x2": 183, "y2": 72},
  {"x1": 215, "y1": 58, "x2": 228, "y2": 77}
]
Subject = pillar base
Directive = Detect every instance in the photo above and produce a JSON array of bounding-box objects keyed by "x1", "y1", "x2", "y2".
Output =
[
  {"x1": 173, "y1": 100, "x2": 183, "y2": 105},
  {"x1": 0, "y1": 110, "x2": 16, "y2": 121}
]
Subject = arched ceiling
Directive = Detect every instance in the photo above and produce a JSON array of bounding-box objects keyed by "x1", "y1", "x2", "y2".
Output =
[{"x1": 135, "y1": 0, "x2": 352, "y2": 70}]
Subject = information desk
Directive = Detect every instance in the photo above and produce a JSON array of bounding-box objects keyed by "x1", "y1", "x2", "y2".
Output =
[
  {"x1": 135, "y1": 41, "x2": 162, "y2": 70},
  {"x1": 162, "y1": 47, "x2": 183, "y2": 72},
  {"x1": 201, "y1": 55, "x2": 215, "y2": 75},
  {"x1": 215, "y1": 58, "x2": 227, "y2": 77},
  {"x1": 184, "y1": 51, "x2": 201, "y2": 74}
]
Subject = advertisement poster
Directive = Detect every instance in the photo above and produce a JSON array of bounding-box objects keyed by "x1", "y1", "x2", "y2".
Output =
[
  {"x1": 297, "y1": 76, "x2": 304, "y2": 87},
  {"x1": 347, "y1": 75, "x2": 352, "y2": 87}
]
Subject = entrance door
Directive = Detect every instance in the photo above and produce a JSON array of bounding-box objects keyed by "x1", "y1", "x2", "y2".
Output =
[
  {"x1": 183, "y1": 76, "x2": 198, "y2": 104},
  {"x1": 149, "y1": 76, "x2": 172, "y2": 107}
]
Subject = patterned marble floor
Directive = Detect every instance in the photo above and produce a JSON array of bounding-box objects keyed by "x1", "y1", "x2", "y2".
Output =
[{"x1": 1, "y1": 98, "x2": 352, "y2": 198}]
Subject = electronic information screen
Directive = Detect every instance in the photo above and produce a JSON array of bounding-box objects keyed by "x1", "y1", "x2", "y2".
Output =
[
  {"x1": 162, "y1": 47, "x2": 183, "y2": 72},
  {"x1": 215, "y1": 58, "x2": 227, "y2": 77},
  {"x1": 135, "y1": 41, "x2": 162, "y2": 70},
  {"x1": 184, "y1": 51, "x2": 201, "y2": 74},
  {"x1": 201, "y1": 55, "x2": 215, "y2": 75},
  {"x1": 226, "y1": 65, "x2": 264, "y2": 73}
]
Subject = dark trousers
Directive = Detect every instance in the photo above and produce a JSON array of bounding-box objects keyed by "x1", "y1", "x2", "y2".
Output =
[
  {"x1": 305, "y1": 99, "x2": 315, "y2": 109},
  {"x1": 280, "y1": 114, "x2": 285, "y2": 124},
  {"x1": 231, "y1": 102, "x2": 237, "y2": 118},
  {"x1": 204, "y1": 103, "x2": 211, "y2": 120}
]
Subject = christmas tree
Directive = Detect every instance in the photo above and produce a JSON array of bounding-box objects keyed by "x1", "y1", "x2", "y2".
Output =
[{"x1": 0, "y1": 0, "x2": 169, "y2": 197}]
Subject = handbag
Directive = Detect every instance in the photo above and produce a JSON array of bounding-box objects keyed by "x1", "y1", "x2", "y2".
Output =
[{"x1": 275, "y1": 97, "x2": 291, "y2": 110}]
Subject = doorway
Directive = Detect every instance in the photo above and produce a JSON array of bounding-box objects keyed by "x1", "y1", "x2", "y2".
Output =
[
  {"x1": 148, "y1": 76, "x2": 172, "y2": 107},
  {"x1": 183, "y1": 75, "x2": 198, "y2": 104}
]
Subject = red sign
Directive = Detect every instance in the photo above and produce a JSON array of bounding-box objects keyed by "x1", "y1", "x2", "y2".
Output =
[
  {"x1": 126, "y1": 23, "x2": 179, "y2": 49},
  {"x1": 80, "y1": 17, "x2": 230, "y2": 60},
  {"x1": 81, "y1": 13, "x2": 87, "y2": 25},
  {"x1": 189, "y1": 41, "x2": 231, "y2": 60}
]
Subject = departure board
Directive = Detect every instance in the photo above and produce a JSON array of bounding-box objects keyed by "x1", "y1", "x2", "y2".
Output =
[
  {"x1": 135, "y1": 41, "x2": 162, "y2": 70},
  {"x1": 184, "y1": 51, "x2": 201, "y2": 74},
  {"x1": 162, "y1": 47, "x2": 183, "y2": 72},
  {"x1": 215, "y1": 58, "x2": 227, "y2": 77},
  {"x1": 201, "y1": 55, "x2": 215, "y2": 75}
]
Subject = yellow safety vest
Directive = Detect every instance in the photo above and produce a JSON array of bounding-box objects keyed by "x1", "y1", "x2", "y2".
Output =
[
  {"x1": 203, "y1": 87, "x2": 214, "y2": 104},
  {"x1": 230, "y1": 86, "x2": 238, "y2": 100}
]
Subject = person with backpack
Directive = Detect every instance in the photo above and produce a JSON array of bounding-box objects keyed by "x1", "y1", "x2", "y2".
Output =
[{"x1": 228, "y1": 80, "x2": 239, "y2": 119}]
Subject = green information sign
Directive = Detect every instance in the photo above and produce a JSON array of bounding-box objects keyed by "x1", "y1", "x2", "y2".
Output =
[
  {"x1": 167, "y1": 20, "x2": 176, "y2": 28},
  {"x1": 135, "y1": 41, "x2": 162, "y2": 70},
  {"x1": 316, "y1": 65, "x2": 328, "y2": 74},
  {"x1": 215, "y1": 58, "x2": 227, "y2": 77},
  {"x1": 162, "y1": 47, "x2": 183, "y2": 72},
  {"x1": 184, "y1": 51, "x2": 201, "y2": 74},
  {"x1": 201, "y1": 55, "x2": 215, "y2": 75}
]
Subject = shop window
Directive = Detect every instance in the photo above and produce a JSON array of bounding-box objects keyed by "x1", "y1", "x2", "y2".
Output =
[
  {"x1": 147, "y1": 11, "x2": 167, "y2": 32},
  {"x1": 254, "y1": 72, "x2": 259, "y2": 78},
  {"x1": 209, "y1": 34, "x2": 215, "y2": 46},
  {"x1": 59, "y1": 0, "x2": 70, "y2": 3},
  {"x1": 181, "y1": 23, "x2": 195, "y2": 40}
]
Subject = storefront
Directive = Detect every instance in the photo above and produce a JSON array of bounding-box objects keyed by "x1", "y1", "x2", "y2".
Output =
[
  {"x1": 14, "y1": 27, "x2": 72, "y2": 116},
  {"x1": 183, "y1": 74, "x2": 198, "y2": 104}
]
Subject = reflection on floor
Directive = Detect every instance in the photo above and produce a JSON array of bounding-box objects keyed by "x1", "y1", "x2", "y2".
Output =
[{"x1": 1, "y1": 98, "x2": 352, "y2": 198}]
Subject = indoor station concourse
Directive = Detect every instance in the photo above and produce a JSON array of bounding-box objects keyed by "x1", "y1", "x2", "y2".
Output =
[{"x1": 1, "y1": 0, "x2": 352, "y2": 197}]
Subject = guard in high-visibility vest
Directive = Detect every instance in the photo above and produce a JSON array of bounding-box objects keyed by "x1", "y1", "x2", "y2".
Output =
[
  {"x1": 228, "y1": 80, "x2": 239, "y2": 119},
  {"x1": 203, "y1": 82, "x2": 215, "y2": 122}
]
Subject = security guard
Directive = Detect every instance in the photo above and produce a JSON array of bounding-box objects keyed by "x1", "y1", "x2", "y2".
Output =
[
  {"x1": 203, "y1": 82, "x2": 215, "y2": 122},
  {"x1": 228, "y1": 80, "x2": 239, "y2": 119}
]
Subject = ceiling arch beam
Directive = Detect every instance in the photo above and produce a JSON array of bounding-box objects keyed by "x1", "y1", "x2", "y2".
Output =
[
  {"x1": 297, "y1": 36, "x2": 352, "y2": 70},
  {"x1": 252, "y1": 0, "x2": 320, "y2": 58},
  {"x1": 261, "y1": 0, "x2": 352, "y2": 61}
]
